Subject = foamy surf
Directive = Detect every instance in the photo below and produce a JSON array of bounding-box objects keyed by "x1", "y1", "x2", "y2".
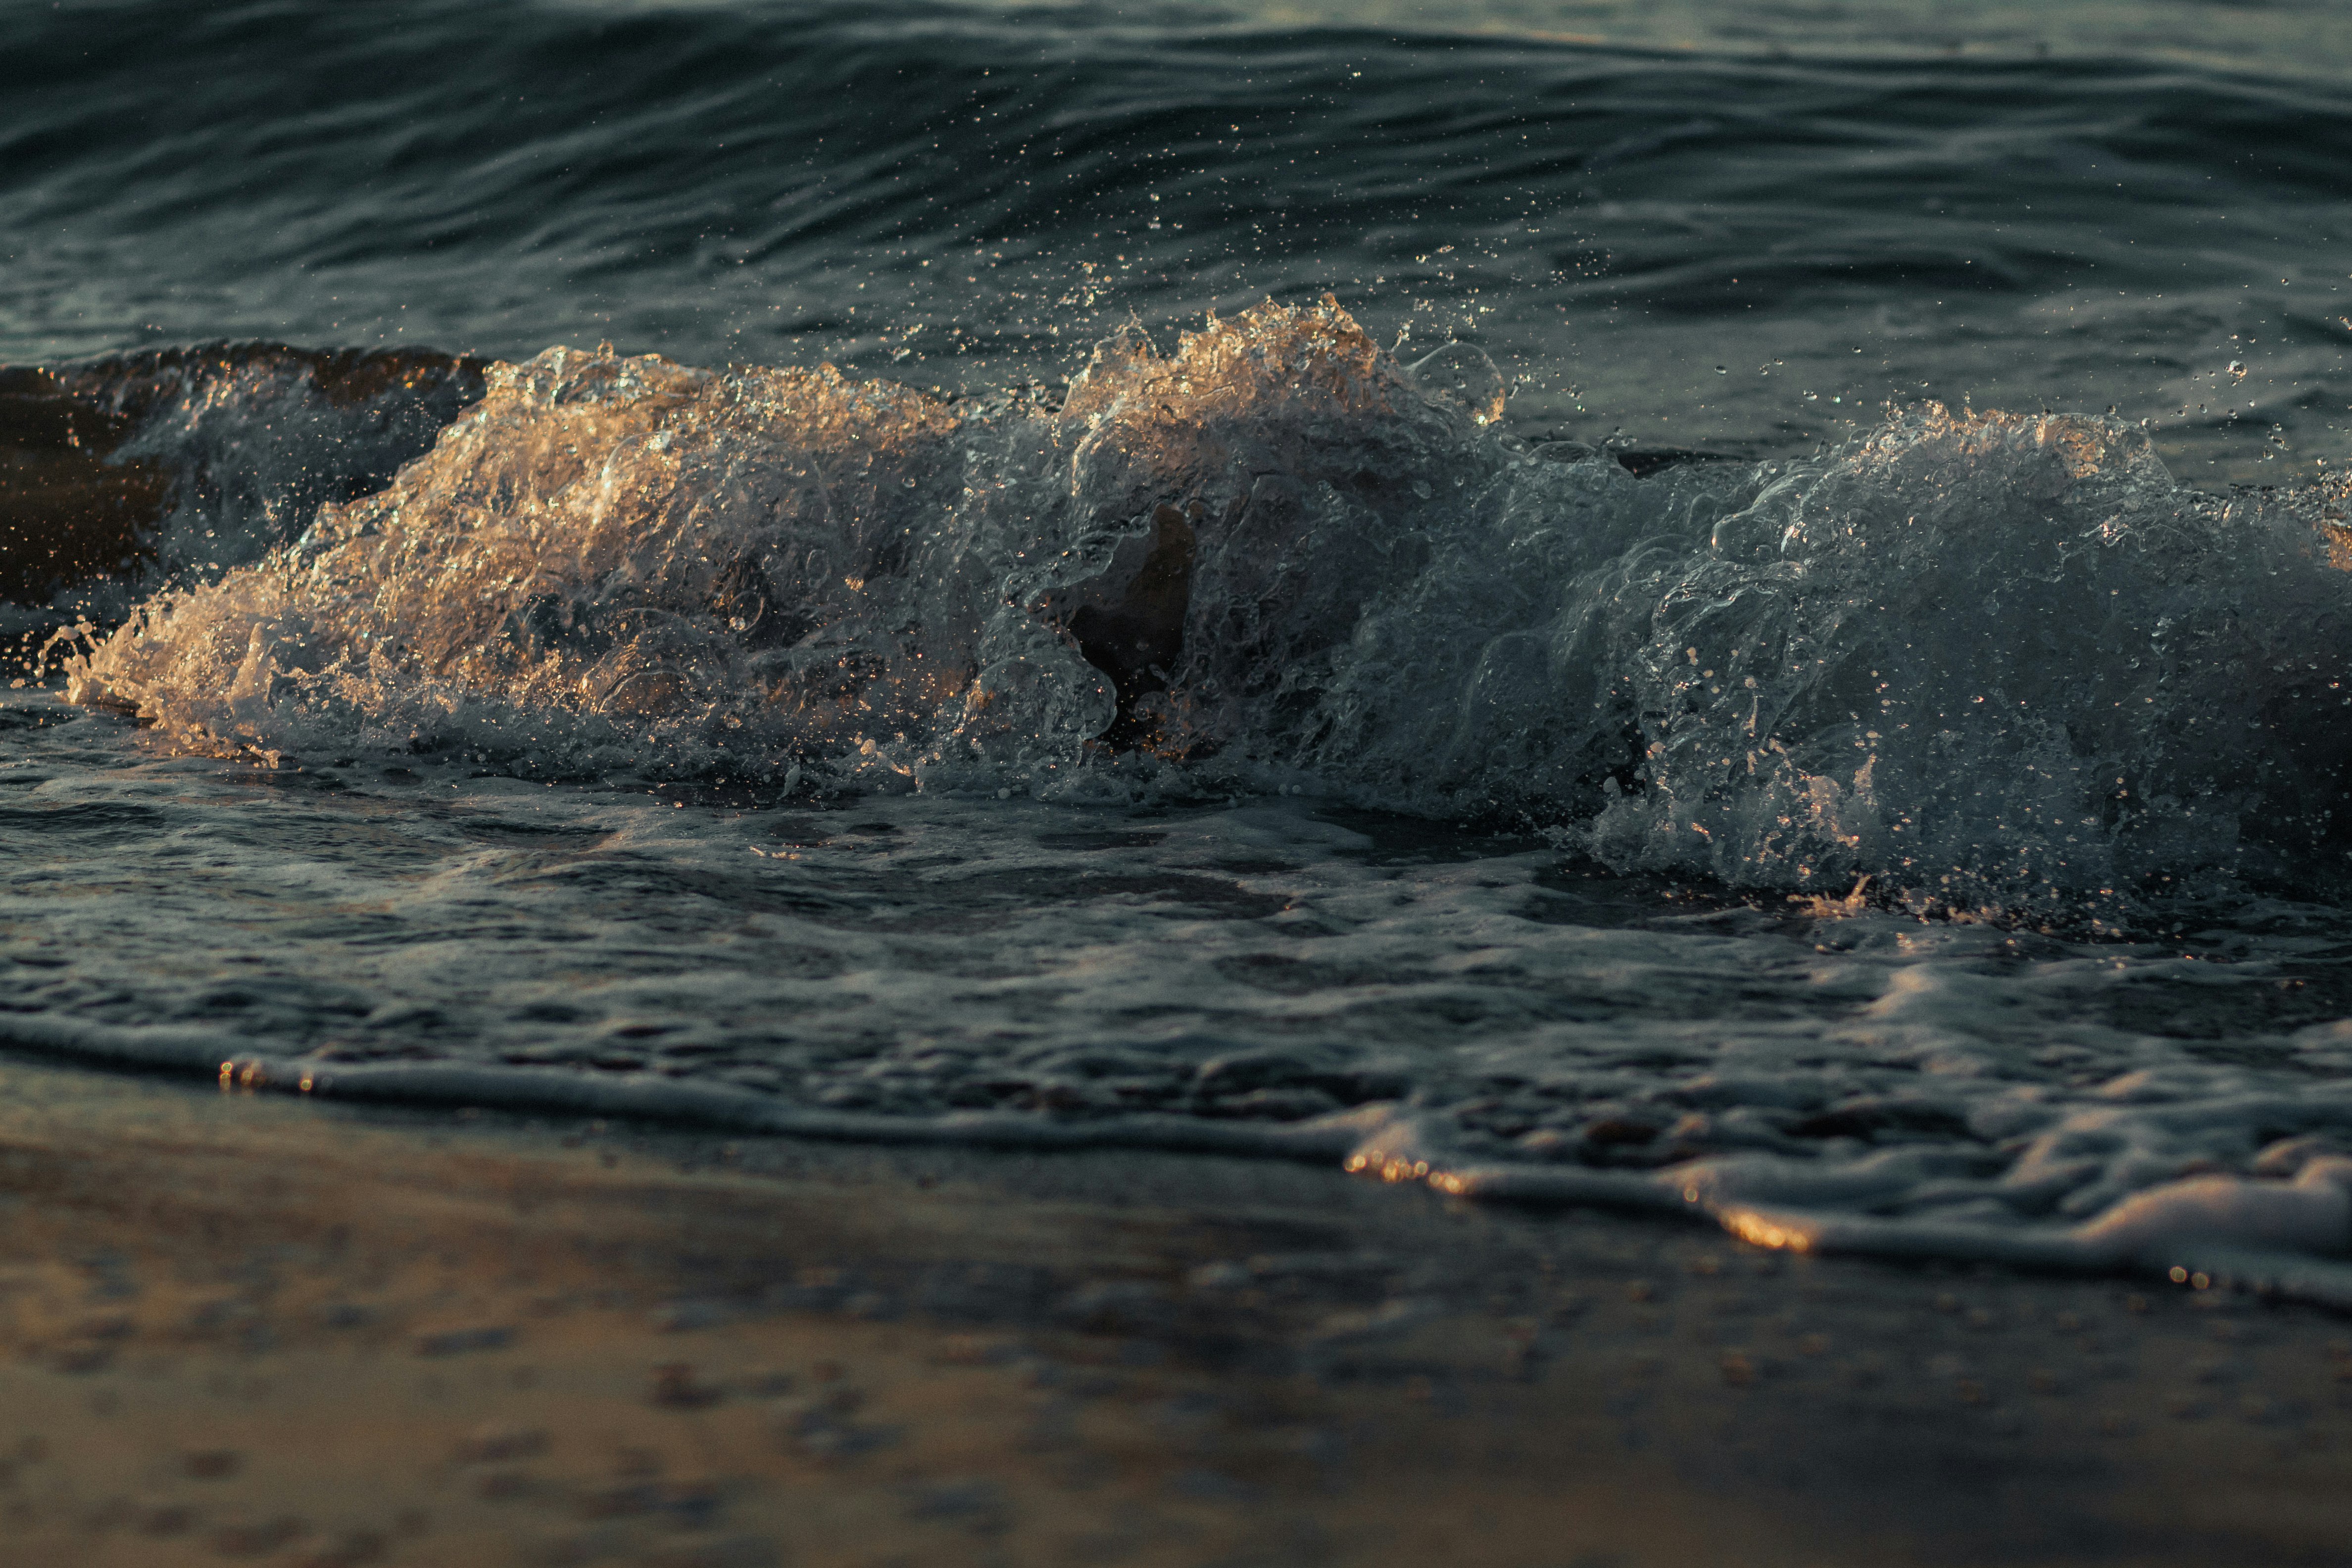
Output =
[
  {"x1": 0, "y1": 343, "x2": 484, "y2": 639},
  {"x1": 53, "y1": 300, "x2": 2352, "y2": 919},
  {"x1": 20, "y1": 300, "x2": 2352, "y2": 1310},
  {"x1": 10, "y1": 672, "x2": 2352, "y2": 1307}
]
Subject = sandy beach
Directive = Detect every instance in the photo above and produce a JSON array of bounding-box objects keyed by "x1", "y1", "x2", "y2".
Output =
[{"x1": 0, "y1": 1053, "x2": 2343, "y2": 1568}]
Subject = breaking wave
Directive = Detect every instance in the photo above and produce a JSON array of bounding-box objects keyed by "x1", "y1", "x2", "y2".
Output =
[
  {"x1": 47, "y1": 299, "x2": 2352, "y2": 916},
  {"x1": 0, "y1": 342, "x2": 484, "y2": 638}
]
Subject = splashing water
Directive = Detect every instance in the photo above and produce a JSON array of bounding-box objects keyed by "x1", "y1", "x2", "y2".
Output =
[
  {"x1": 18, "y1": 0, "x2": 2352, "y2": 1319},
  {"x1": 0, "y1": 343, "x2": 484, "y2": 643},
  {"x1": 57, "y1": 301, "x2": 2352, "y2": 922}
]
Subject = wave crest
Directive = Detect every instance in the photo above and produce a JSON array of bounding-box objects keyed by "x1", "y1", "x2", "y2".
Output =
[
  {"x1": 0, "y1": 342, "x2": 483, "y2": 641},
  {"x1": 59, "y1": 303, "x2": 2352, "y2": 912}
]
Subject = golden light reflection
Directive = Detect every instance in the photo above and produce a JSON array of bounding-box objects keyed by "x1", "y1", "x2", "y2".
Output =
[
  {"x1": 2323, "y1": 519, "x2": 2352, "y2": 573},
  {"x1": 1343, "y1": 1151, "x2": 1435, "y2": 1185},
  {"x1": 1724, "y1": 1211, "x2": 1811, "y2": 1252}
]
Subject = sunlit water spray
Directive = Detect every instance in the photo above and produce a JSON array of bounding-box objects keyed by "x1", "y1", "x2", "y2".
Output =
[
  {"x1": 7, "y1": 300, "x2": 2352, "y2": 1304},
  {"x1": 56, "y1": 302, "x2": 2352, "y2": 917}
]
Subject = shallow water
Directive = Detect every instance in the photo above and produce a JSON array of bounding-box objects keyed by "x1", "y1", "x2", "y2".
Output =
[{"x1": 7, "y1": 0, "x2": 2352, "y2": 1296}]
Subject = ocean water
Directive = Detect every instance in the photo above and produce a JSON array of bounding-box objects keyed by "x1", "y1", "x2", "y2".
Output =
[{"x1": 8, "y1": 0, "x2": 2352, "y2": 1299}]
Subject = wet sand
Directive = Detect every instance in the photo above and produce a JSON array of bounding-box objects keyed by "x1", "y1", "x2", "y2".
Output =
[{"x1": 0, "y1": 1054, "x2": 2347, "y2": 1568}]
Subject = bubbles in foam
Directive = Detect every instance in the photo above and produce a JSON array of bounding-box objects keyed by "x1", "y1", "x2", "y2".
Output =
[
  {"x1": 1586, "y1": 406, "x2": 2352, "y2": 918},
  {"x1": 59, "y1": 302, "x2": 2352, "y2": 914}
]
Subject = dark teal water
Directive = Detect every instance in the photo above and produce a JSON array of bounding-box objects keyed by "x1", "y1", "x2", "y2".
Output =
[
  {"x1": 8, "y1": 0, "x2": 2352, "y2": 1298},
  {"x1": 3, "y1": 0, "x2": 2347, "y2": 477}
]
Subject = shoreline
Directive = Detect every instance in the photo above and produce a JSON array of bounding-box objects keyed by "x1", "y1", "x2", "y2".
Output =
[
  {"x1": 2, "y1": 1054, "x2": 2350, "y2": 1565},
  {"x1": 16, "y1": 1007, "x2": 2352, "y2": 1319}
]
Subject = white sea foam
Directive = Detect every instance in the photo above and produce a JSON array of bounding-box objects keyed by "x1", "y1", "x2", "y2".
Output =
[
  {"x1": 62, "y1": 303, "x2": 2352, "y2": 919},
  {"x1": 10, "y1": 688, "x2": 2352, "y2": 1300},
  {"x1": 36, "y1": 304, "x2": 2352, "y2": 1298}
]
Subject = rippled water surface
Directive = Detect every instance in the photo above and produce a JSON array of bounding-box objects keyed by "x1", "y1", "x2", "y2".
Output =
[{"x1": 6, "y1": 0, "x2": 2348, "y2": 478}]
